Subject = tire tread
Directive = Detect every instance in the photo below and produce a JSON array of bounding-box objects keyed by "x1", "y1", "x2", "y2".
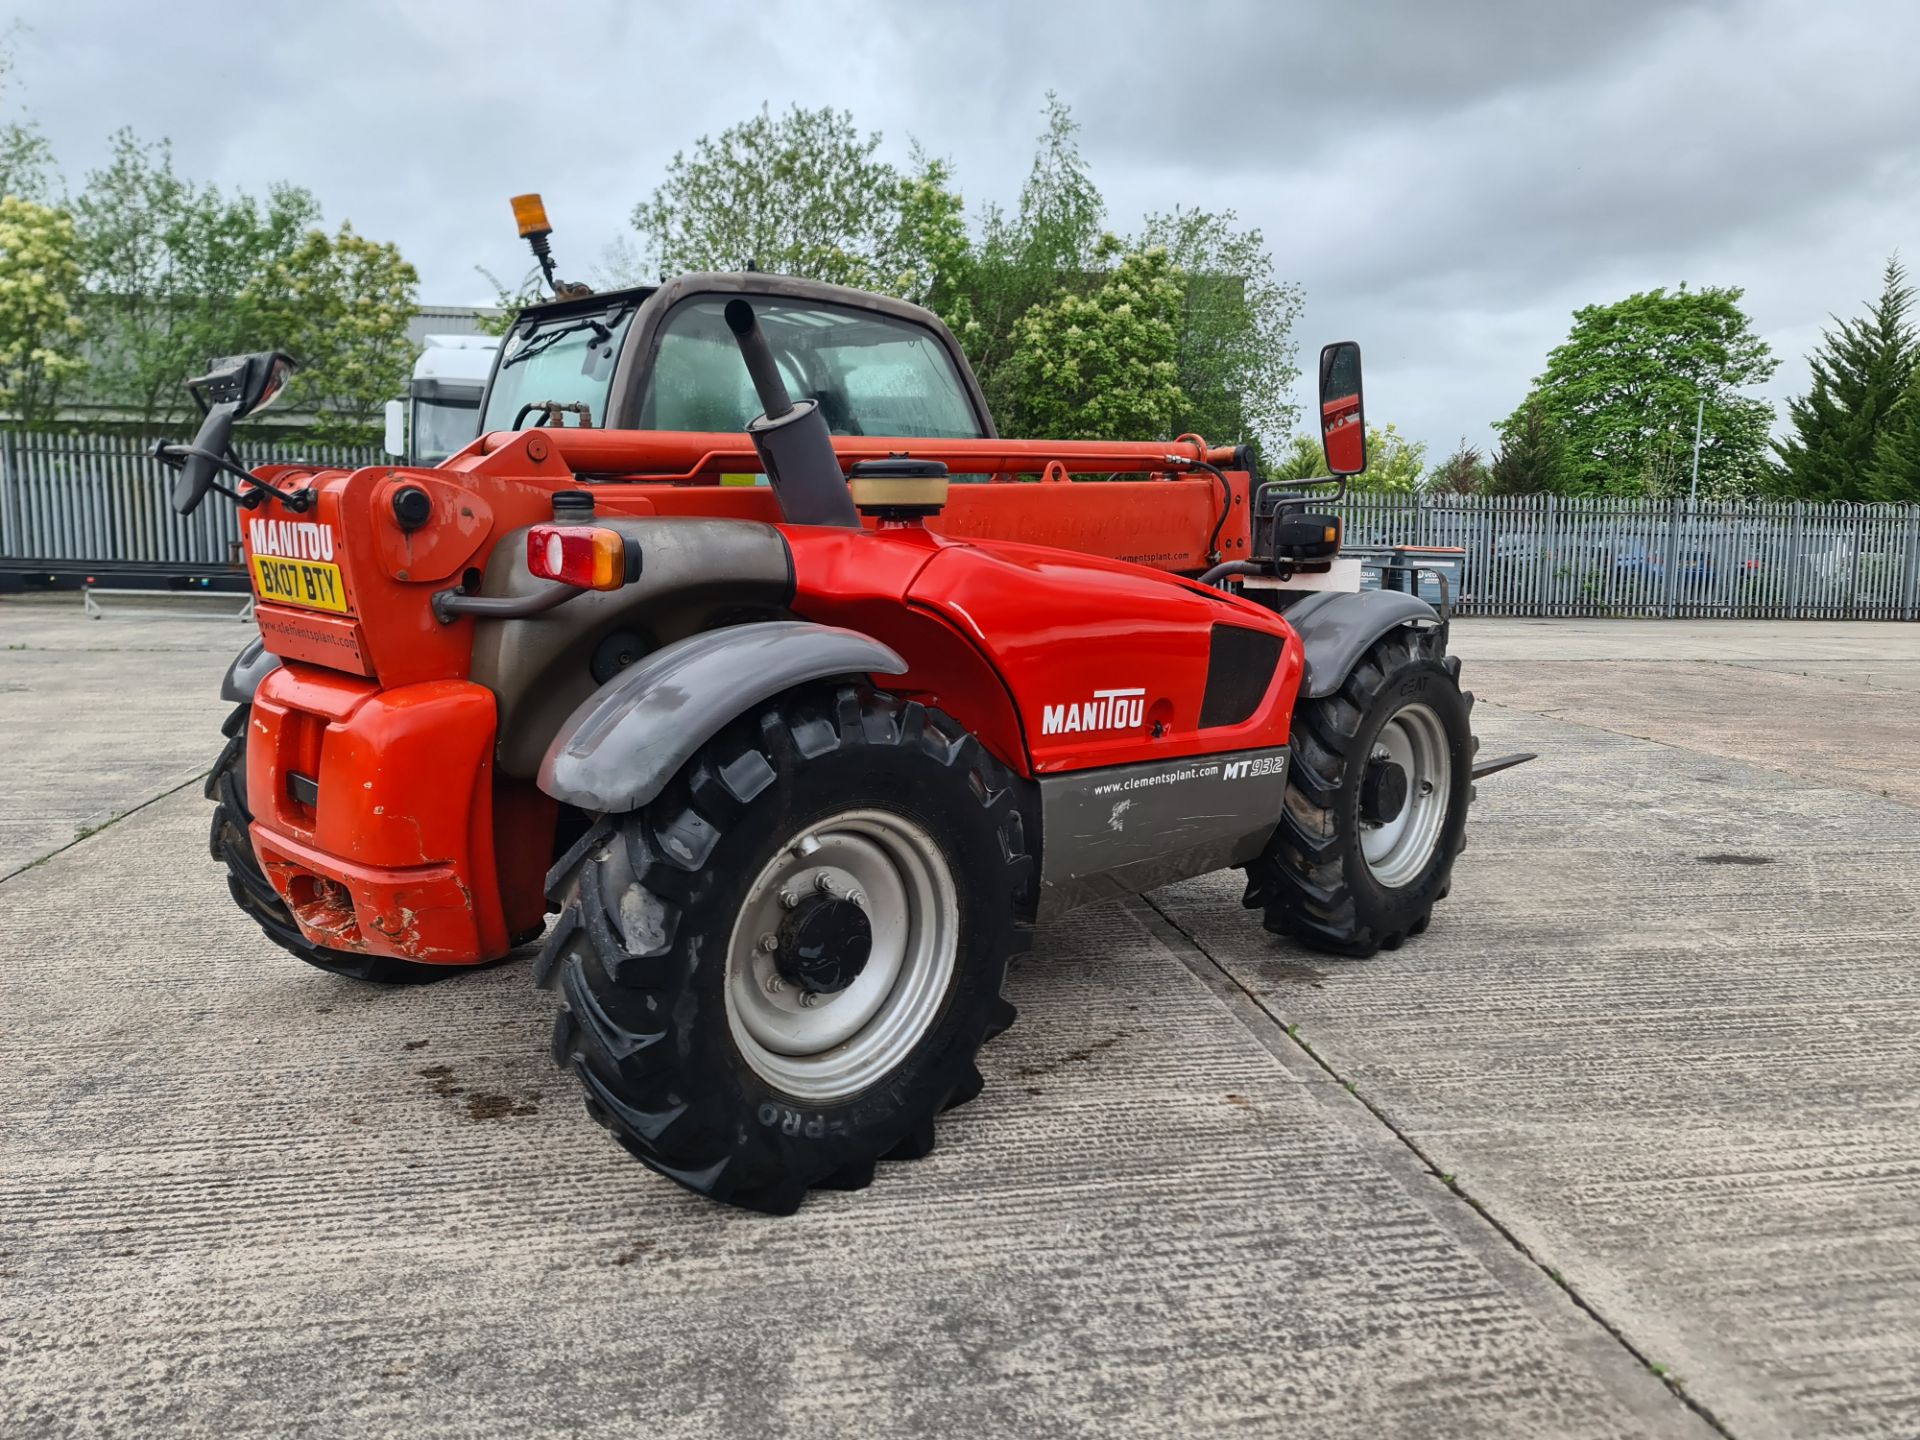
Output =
[
  {"x1": 1248, "y1": 629, "x2": 1470, "y2": 958},
  {"x1": 541, "y1": 685, "x2": 1028, "y2": 1214}
]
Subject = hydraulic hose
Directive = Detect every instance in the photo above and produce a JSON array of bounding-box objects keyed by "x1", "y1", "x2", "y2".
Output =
[
  {"x1": 1196, "y1": 560, "x2": 1263, "y2": 587},
  {"x1": 1165, "y1": 454, "x2": 1234, "y2": 562}
]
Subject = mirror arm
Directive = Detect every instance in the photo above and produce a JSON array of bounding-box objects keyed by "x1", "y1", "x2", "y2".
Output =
[
  {"x1": 1254, "y1": 475, "x2": 1349, "y2": 514},
  {"x1": 205, "y1": 477, "x2": 265, "y2": 509},
  {"x1": 153, "y1": 441, "x2": 317, "y2": 513}
]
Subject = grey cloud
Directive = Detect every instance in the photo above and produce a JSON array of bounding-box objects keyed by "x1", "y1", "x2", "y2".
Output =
[{"x1": 12, "y1": 0, "x2": 1917, "y2": 456}]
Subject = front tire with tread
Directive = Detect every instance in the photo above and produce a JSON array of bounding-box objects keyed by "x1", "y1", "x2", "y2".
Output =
[
  {"x1": 1244, "y1": 627, "x2": 1473, "y2": 957},
  {"x1": 539, "y1": 685, "x2": 1029, "y2": 1215}
]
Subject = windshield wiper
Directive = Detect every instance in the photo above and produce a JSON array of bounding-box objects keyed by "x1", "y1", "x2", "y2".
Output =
[{"x1": 501, "y1": 317, "x2": 612, "y2": 371}]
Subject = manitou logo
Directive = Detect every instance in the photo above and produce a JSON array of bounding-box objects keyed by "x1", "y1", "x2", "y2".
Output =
[
  {"x1": 248, "y1": 518, "x2": 335, "y2": 562},
  {"x1": 1041, "y1": 687, "x2": 1146, "y2": 737}
]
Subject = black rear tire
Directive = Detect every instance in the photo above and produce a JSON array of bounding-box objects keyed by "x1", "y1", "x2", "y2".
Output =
[
  {"x1": 207, "y1": 703, "x2": 458, "y2": 984},
  {"x1": 538, "y1": 685, "x2": 1030, "y2": 1215},
  {"x1": 1244, "y1": 627, "x2": 1473, "y2": 956}
]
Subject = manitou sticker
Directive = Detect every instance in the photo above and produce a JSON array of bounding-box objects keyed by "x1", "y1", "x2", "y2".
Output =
[
  {"x1": 248, "y1": 518, "x2": 336, "y2": 562},
  {"x1": 1041, "y1": 687, "x2": 1146, "y2": 737}
]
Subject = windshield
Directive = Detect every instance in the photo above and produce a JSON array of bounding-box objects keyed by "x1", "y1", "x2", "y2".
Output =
[
  {"x1": 480, "y1": 303, "x2": 636, "y2": 435},
  {"x1": 640, "y1": 297, "x2": 983, "y2": 438},
  {"x1": 411, "y1": 396, "x2": 481, "y2": 466}
]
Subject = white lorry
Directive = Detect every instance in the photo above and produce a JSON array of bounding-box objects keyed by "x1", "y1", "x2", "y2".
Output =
[{"x1": 382, "y1": 334, "x2": 500, "y2": 467}]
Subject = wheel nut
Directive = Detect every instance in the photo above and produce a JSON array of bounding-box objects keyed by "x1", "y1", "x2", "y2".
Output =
[
  {"x1": 779, "y1": 889, "x2": 801, "y2": 910},
  {"x1": 798, "y1": 991, "x2": 823, "y2": 1008},
  {"x1": 814, "y1": 872, "x2": 837, "y2": 895},
  {"x1": 765, "y1": 973, "x2": 786, "y2": 994},
  {"x1": 848, "y1": 890, "x2": 866, "y2": 908},
  {"x1": 758, "y1": 933, "x2": 780, "y2": 953}
]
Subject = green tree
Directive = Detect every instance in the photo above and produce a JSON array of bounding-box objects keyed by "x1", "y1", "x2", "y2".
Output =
[
  {"x1": 1137, "y1": 207, "x2": 1302, "y2": 451},
  {"x1": 631, "y1": 103, "x2": 902, "y2": 288},
  {"x1": 249, "y1": 222, "x2": 419, "y2": 442},
  {"x1": 1270, "y1": 432, "x2": 1331, "y2": 481},
  {"x1": 1269, "y1": 425, "x2": 1422, "y2": 490},
  {"x1": 1865, "y1": 376, "x2": 1920, "y2": 503},
  {"x1": 1001, "y1": 236, "x2": 1184, "y2": 440},
  {"x1": 1427, "y1": 438, "x2": 1488, "y2": 495},
  {"x1": 1274, "y1": 426, "x2": 1428, "y2": 495},
  {"x1": 0, "y1": 29, "x2": 53, "y2": 203},
  {"x1": 949, "y1": 93, "x2": 1105, "y2": 429},
  {"x1": 0, "y1": 194, "x2": 85, "y2": 422},
  {"x1": 1504, "y1": 285, "x2": 1776, "y2": 498},
  {"x1": 622, "y1": 94, "x2": 1301, "y2": 450},
  {"x1": 472, "y1": 265, "x2": 540, "y2": 337},
  {"x1": 1770, "y1": 256, "x2": 1917, "y2": 501},
  {"x1": 880, "y1": 149, "x2": 973, "y2": 320},
  {"x1": 1351, "y1": 423, "x2": 1428, "y2": 494},
  {"x1": 1486, "y1": 396, "x2": 1562, "y2": 494},
  {"x1": 75, "y1": 130, "x2": 320, "y2": 431}
]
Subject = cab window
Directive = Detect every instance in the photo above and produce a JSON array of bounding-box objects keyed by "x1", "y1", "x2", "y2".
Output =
[
  {"x1": 481, "y1": 302, "x2": 635, "y2": 435},
  {"x1": 640, "y1": 297, "x2": 984, "y2": 439}
]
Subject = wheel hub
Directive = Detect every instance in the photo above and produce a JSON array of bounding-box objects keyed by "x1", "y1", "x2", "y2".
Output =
[
  {"x1": 725, "y1": 809, "x2": 960, "y2": 1102},
  {"x1": 1360, "y1": 756, "x2": 1410, "y2": 825},
  {"x1": 776, "y1": 894, "x2": 873, "y2": 995},
  {"x1": 1358, "y1": 702, "x2": 1454, "y2": 889}
]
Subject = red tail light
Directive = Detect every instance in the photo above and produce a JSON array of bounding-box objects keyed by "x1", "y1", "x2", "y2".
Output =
[{"x1": 527, "y1": 525, "x2": 634, "y2": 590}]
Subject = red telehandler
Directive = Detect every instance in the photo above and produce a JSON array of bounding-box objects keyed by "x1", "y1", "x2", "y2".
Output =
[{"x1": 162, "y1": 198, "x2": 1522, "y2": 1212}]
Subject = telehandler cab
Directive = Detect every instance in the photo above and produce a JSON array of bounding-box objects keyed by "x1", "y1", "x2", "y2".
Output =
[{"x1": 162, "y1": 196, "x2": 1522, "y2": 1212}]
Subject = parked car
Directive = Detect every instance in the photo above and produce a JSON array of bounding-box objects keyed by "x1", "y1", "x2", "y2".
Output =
[{"x1": 1613, "y1": 546, "x2": 1723, "y2": 588}]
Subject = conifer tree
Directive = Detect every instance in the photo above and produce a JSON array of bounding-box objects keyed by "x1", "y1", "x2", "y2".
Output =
[
  {"x1": 1865, "y1": 378, "x2": 1920, "y2": 504},
  {"x1": 1772, "y1": 256, "x2": 1917, "y2": 500},
  {"x1": 1486, "y1": 397, "x2": 1562, "y2": 494}
]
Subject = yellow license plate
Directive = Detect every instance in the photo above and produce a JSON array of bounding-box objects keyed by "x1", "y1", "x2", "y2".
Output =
[{"x1": 250, "y1": 554, "x2": 350, "y2": 614}]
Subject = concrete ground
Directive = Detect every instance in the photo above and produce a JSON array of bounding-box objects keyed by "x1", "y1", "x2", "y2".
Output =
[{"x1": 1, "y1": 602, "x2": 1914, "y2": 1439}]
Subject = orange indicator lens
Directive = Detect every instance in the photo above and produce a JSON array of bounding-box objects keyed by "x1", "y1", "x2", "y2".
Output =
[{"x1": 527, "y1": 525, "x2": 626, "y2": 590}]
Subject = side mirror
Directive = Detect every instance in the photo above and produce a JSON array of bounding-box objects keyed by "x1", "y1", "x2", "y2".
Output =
[
  {"x1": 169, "y1": 351, "x2": 296, "y2": 515},
  {"x1": 186, "y1": 351, "x2": 297, "y2": 421},
  {"x1": 1319, "y1": 341, "x2": 1366, "y2": 476},
  {"x1": 384, "y1": 399, "x2": 407, "y2": 458},
  {"x1": 171, "y1": 404, "x2": 237, "y2": 516}
]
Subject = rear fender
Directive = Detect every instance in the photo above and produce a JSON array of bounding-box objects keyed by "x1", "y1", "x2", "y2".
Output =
[
  {"x1": 537, "y1": 621, "x2": 906, "y2": 812},
  {"x1": 1284, "y1": 590, "x2": 1441, "y2": 698},
  {"x1": 221, "y1": 634, "x2": 281, "y2": 704}
]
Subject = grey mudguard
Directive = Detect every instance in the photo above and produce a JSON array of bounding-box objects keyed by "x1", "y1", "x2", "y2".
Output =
[
  {"x1": 219, "y1": 634, "x2": 280, "y2": 704},
  {"x1": 539, "y1": 621, "x2": 907, "y2": 812},
  {"x1": 1284, "y1": 589, "x2": 1439, "y2": 698}
]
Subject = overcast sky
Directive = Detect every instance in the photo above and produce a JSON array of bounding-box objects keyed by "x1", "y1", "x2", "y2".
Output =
[{"x1": 12, "y1": 0, "x2": 1920, "y2": 456}]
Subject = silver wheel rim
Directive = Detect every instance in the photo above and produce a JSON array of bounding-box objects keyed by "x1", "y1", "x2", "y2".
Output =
[
  {"x1": 724, "y1": 808, "x2": 958, "y2": 1103},
  {"x1": 1360, "y1": 702, "x2": 1453, "y2": 889}
]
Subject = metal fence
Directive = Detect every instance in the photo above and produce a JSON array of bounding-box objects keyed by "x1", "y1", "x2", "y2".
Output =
[
  {"x1": 1338, "y1": 493, "x2": 1920, "y2": 621},
  {"x1": 0, "y1": 428, "x2": 381, "y2": 568},
  {"x1": 5, "y1": 427, "x2": 1919, "y2": 620}
]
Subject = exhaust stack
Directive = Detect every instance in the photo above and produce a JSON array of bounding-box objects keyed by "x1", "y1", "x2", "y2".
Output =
[{"x1": 725, "y1": 299, "x2": 859, "y2": 529}]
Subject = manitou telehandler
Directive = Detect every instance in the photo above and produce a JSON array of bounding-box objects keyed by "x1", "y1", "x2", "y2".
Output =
[{"x1": 161, "y1": 196, "x2": 1520, "y2": 1213}]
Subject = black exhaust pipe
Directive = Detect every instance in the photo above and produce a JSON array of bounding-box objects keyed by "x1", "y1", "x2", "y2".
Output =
[{"x1": 725, "y1": 299, "x2": 859, "y2": 528}]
